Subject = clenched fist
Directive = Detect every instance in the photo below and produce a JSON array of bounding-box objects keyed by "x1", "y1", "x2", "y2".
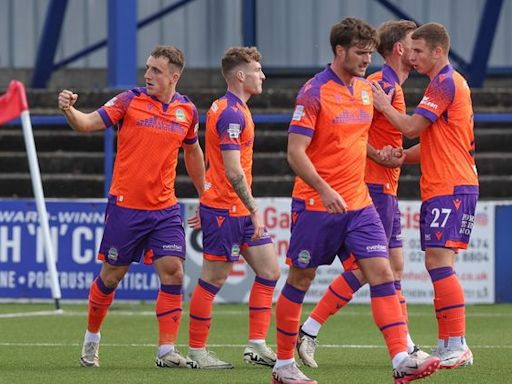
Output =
[{"x1": 58, "y1": 89, "x2": 78, "y2": 111}]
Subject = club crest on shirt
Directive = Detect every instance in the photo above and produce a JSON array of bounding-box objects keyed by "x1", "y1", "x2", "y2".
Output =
[
  {"x1": 228, "y1": 123, "x2": 241, "y2": 139},
  {"x1": 176, "y1": 109, "x2": 186, "y2": 121},
  {"x1": 292, "y1": 105, "x2": 305, "y2": 121},
  {"x1": 361, "y1": 90, "x2": 371, "y2": 105}
]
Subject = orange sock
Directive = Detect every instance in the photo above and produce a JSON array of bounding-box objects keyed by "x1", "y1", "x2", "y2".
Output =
[
  {"x1": 429, "y1": 267, "x2": 465, "y2": 339},
  {"x1": 156, "y1": 284, "x2": 183, "y2": 345},
  {"x1": 87, "y1": 277, "x2": 115, "y2": 333},
  {"x1": 310, "y1": 271, "x2": 362, "y2": 324},
  {"x1": 188, "y1": 279, "x2": 219, "y2": 348},
  {"x1": 276, "y1": 283, "x2": 306, "y2": 360},
  {"x1": 370, "y1": 282, "x2": 408, "y2": 358},
  {"x1": 249, "y1": 276, "x2": 277, "y2": 340},
  {"x1": 394, "y1": 281, "x2": 408, "y2": 323}
]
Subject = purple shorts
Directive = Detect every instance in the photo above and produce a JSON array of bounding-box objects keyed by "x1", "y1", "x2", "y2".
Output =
[
  {"x1": 200, "y1": 204, "x2": 273, "y2": 262},
  {"x1": 368, "y1": 184, "x2": 403, "y2": 249},
  {"x1": 98, "y1": 195, "x2": 185, "y2": 266},
  {"x1": 287, "y1": 199, "x2": 389, "y2": 268},
  {"x1": 420, "y1": 187, "x2": 478, "y2": 251}
]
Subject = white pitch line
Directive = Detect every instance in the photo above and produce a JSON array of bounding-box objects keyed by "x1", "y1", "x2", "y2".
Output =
[
  {"x1": 0, "y1": 309, "x2": 64, "y2": 318},
  {"x1": 0, "y1": 342, "x2": 511, "y2": 349},
  {"x1": 2, "y1": 309, "x2": 512, "y2": 319}
]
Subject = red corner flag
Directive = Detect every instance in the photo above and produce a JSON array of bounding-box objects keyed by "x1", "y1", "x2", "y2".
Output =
[{"x1": 0, "y1": 80, "x2": 29, "y2": 124}]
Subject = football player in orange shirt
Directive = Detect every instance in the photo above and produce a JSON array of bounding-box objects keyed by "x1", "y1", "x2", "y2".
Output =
[
  {"x1": 59, "y1": 45, "x2": 205, "y2": 369},
  {"x1": 372, "y1": 22, "x2": 478, "y2": 370}
]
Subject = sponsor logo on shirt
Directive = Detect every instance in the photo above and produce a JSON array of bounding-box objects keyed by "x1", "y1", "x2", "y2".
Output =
[
  {"x1": 104, "y1": 97, "x2": 117, "y2": 107},
  {"x1": 211, "y1": 101, "x2": 219, "y2": 112},
  {"x1": 419, "y1": 96, "x2": 438, "y2": 110},
  {"x1": 228, "y1": 123, "x2": 241, "y2": 139},
  {"x1": 332, "y1": 110, "x2": 372, "y2": 124},
  {"x1": 366, "y1": 244, "x2": 387, "y2": 253},
  {"x1": 194, "y1": 123, "x2": 199, "y2": 133},
  {"x1": 136, "y1": 116, "x2": 186, "y2": 134},
  {"x1": 292, "y1": 105, "x2": 305, "y2": 121}
]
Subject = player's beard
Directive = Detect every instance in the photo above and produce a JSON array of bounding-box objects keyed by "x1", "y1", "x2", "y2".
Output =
[{"x1": 346, "y1": 64, "x2": 368, "y2": 77}]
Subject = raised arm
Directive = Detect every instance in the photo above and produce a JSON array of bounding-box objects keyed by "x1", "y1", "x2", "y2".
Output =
[{"x1": 58, "y1": 90, "x2": 106, "y2": 132}]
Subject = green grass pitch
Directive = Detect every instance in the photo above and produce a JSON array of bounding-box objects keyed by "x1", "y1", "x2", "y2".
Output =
[{"x1": 1, "y1": 303, "x2": 511, "y2": 383}]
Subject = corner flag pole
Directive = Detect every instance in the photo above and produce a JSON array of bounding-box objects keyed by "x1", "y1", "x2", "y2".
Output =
[{"x1": 1, "y1": 81, "x2": 62, "y2": 309}]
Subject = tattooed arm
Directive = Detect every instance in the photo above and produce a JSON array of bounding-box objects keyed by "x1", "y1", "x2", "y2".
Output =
[{"x1": 222, "y1": 149, "x2": 263, "y2": 239}]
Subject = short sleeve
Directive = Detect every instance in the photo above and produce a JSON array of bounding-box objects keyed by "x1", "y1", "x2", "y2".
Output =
[
  {"x1": 216, "y1": 107, "x2": 246, "y2": 151},
  {"x1": 96, "y1": 90, "x2": 135, "y2": 127},
  {"x1": 183, "y1": 104, "x2": 199, "y2": 145},
  {"x1": 288, "y1": 86, "x2": 320, "y2": 138},
  {"x1": 415, "y1": 76, "x2": 455, "y2": 123}
]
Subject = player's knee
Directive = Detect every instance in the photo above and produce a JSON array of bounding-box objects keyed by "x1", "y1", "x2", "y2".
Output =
[
  {"x1": 391, "y1": 264, "x2": 404, "y2": 280},
  {"x1": 257, "y1": 267, "x2": 280, "y2": 282},
  {"x1": 100, "y1": 275, "x2": 121, "y2": 289},
  {"x1": 287, "y1": 267, "x2": 316, "y2": 291}
]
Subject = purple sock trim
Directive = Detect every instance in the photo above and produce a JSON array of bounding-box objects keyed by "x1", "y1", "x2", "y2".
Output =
[
  {"x1": 435, "y1": 303, "x2": 465, "y2": 313},
  {"x1": 328, "y1": 286, "x2": 351, "y2": 302},
  {"x1": 95, "y1": 276, "x2": 115, "y2": 295},
  {"x1": 343, "y1": 271, "x2": 362, "y2": 292},
  {"x1": 198, "y1": 278, "x2": 220, "y2": 295},
  {"x1": 190, "y1": 314, "x2": 211, "y2": 321},
  {"x1": 380, "y1": 321, "x2": 407, "y2": 331},
  {"x1": 277, "y1": 327, "x2": 298, "y2": 337},
  {"x1": 282, "y1": 283, "x2": 306, "y2": 304},
  {"x1": 255, "y1": 276, "x2": 278, "y2": 287},
  {"x1": 157, "y1": 308, "x2": 182, "y2": 318},
  {"x1": 370, "y1": 281, "x2": 396, "y2": 298},
  {"x1": 394, "y1": 281, "x2": 402, "y2": 290},
  {"x1": 428, "y1": 267, "x2": 455, "y2": 282},
  {"x1": 160, "y1": 284, "x2": 183, "y2": 295},
  {"x1": 249, "y1": 306, "x2": 272, "y2": 311}
]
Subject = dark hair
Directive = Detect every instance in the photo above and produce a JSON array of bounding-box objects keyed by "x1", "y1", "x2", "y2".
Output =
[
  {"x1": 221, "y1": 46, "x2": 262, "y2": 78},
  {"x1": 377, "y1": 20, "x2": 417, "y2": 58},
  {"x1": 150, "y1": 45, "x2": 185, "y2": 72},
  {"x1": 411, "y1": 22, "x2": 450, "y2": 52},
  {"x1": 330, "y1": 17, "x2": 379, "y2": 55}
]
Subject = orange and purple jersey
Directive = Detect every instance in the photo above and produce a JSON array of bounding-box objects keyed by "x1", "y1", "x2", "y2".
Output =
[
  {"x1": 200, "y1": 91, "x2": 254, "y2": 216},
  {"x1": 414, "y1": 65, "x2": 479, "y2": 201},
  {"x1": 289, "y1": 65, "x2": 374, "y2": 211},
  {"x1": 97, "y1": 87, "x2": 199, "y2": 210},
  {"x1": 365, "y1": 65, "x2": 405, "y2": 195}
]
